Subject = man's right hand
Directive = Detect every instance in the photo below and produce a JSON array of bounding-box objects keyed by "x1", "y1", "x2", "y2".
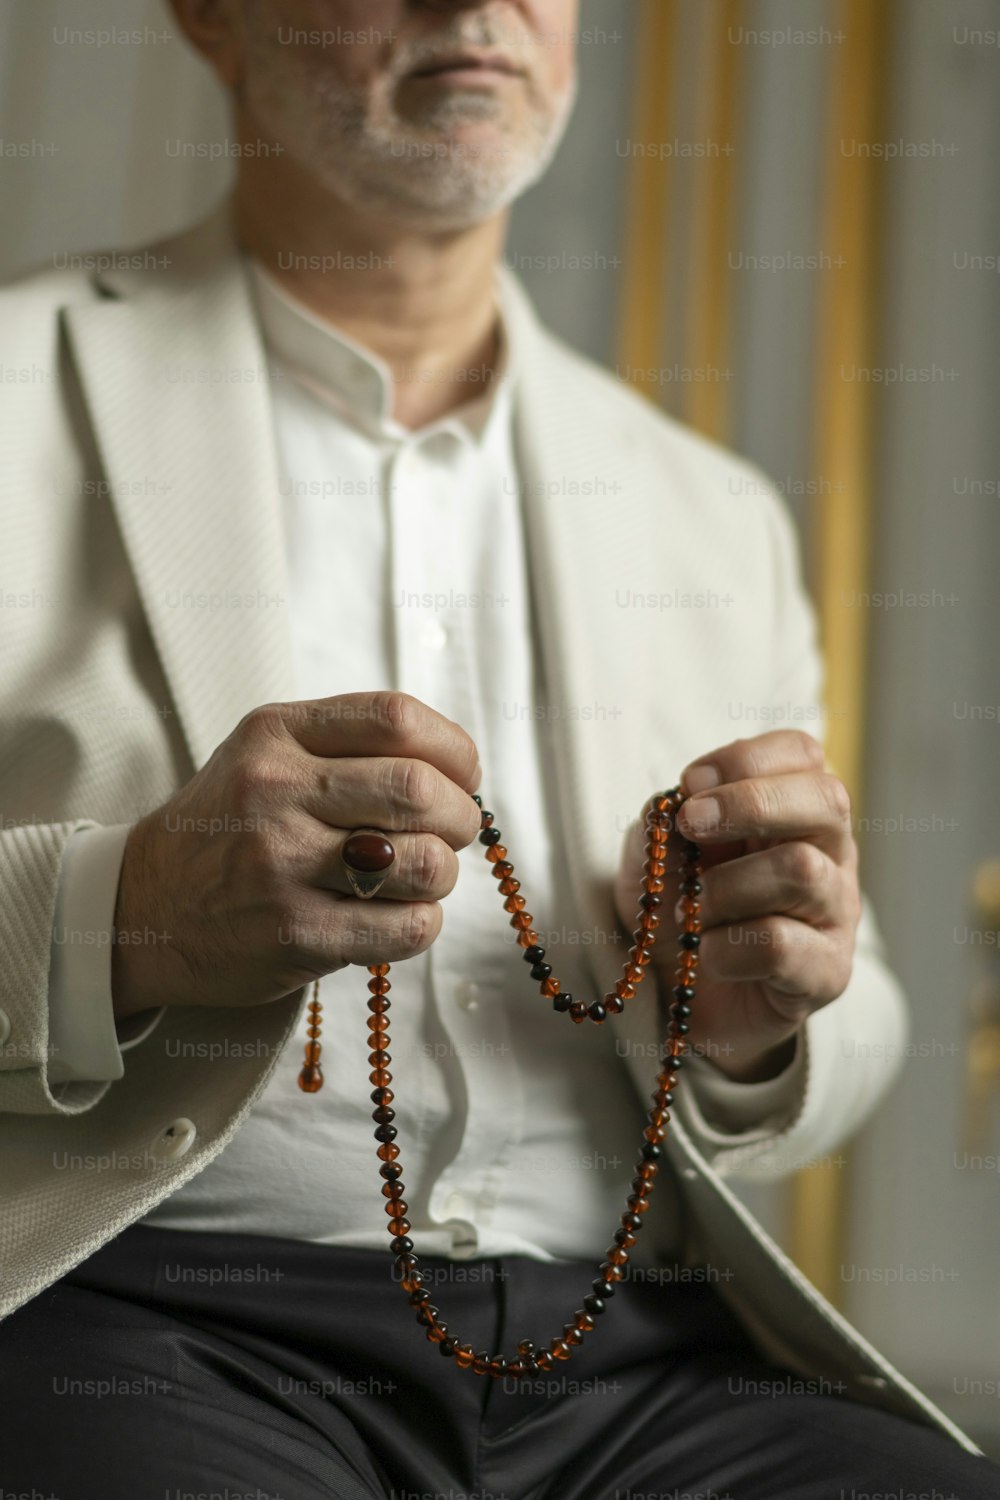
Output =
[{"x1": 111, "y1": 692, "x2": 482, "y2": 1019}]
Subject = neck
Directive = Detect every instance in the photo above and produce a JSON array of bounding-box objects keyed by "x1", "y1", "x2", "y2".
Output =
[{"x1": 233, "y1": 153, "x2": 508, "y2": 430}]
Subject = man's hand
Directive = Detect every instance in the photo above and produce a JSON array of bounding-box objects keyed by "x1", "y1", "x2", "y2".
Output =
[
  {"x1": 613, "y1": 730, "x2": 862, "y2": 1082},
  {"x1": 111, "y1": 692, "x2": 481, "y2": 1020}
]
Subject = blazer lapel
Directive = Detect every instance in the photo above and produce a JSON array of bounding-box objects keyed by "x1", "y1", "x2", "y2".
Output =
[{"x1": 63, "y1": 204, "x2": 294, "y2": 774}]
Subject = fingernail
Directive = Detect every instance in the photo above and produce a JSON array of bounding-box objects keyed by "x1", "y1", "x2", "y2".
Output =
[
  {"x1": 683, "y1": 763, "x2": 721, "y2": 795},
  {"x1": 683, "y1": 796, "x2": 720, "y2": 832}
]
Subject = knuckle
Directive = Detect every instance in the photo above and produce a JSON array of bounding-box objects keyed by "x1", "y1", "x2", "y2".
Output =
[
  {"x1": 401, "y1": 901, "x2": 437, "y2": 953},
  {"x1": 822, "y1": 772, "x2": 852, "y2": 823},
  {"x1": 375, "y1": 691, "x2": 417, "y2": 739},
  {"x1": 238, "y1": 701, "x2": 287, "y2": 743},
  {"x1": 391, "y1": 758, "x2": 437, "y2": 824},
  {"x1": 739, "y1": 780, "x2": 772, "y2": 835},
  {"x1": 412, "y1": 837, "x2": 450, "y2": 896},
  {"x1": 763, "y1": 919, "x2": 792, "y2": 968},
  {"x1": 796, "y1": 730, "x2": 825, "y2": 765},
  {"x1": 781, "y1": 840, "x2": 827, "y2": 893}
]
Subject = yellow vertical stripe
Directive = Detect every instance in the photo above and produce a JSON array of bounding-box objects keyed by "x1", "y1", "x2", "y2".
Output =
[{"x1": 789, "y1": 0, "x2": 892, "y2": 1303}]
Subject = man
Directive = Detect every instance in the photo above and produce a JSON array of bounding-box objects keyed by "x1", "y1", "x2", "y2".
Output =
[{"x1": 0, "y1": 1, "x2": 995, "y2": 1495}]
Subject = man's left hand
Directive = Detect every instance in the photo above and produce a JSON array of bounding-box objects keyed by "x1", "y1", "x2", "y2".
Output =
[{"x1": 613, "y1": 730, "x2": 862, "y2": 1083}]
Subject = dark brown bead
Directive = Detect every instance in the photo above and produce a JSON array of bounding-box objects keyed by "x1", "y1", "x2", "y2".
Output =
[{"x1": 388, "y1": 1216, "x2": 410, "y2": 1236}]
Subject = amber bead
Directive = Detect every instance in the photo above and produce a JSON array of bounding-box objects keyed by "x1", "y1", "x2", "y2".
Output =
[
  {"x1": 472, "y1": 1352, "x2": 491, "y2": 1376},
  {"x1": 497, "y1": 877, "x2": 520, "y2": 896},
  {"x1": 388, "y1": 1216, "x2": 410, "y2": 1236},
  {"x1": 367, "y1": 996, "x2": 389, "y2": 1014},
  {"x1": 563, "y1": 1326, "x2": 584, "y2": 1346},
  {"x1": 372, "y1": 1087, "x2": 395, "y2": 1106},
  {"x1": 510, "y1": 911, "x2": 534, "y2": 931},
  {"x1": 606, "y1": 1247, "x2": 629, "y2": 1268},
  {"x1": 540, "y1": 976, "x2": 560, "y2": 997},
  {"x1": 624, "y1": 964, "x2": 643, "y2": 985},
  {"x1": 614, "y1": 980, "x2": 636, "y2": 1002},
  {"x1": 368, "y1": 1049, "x2": 391, "y2": 1067},
  {"x1": 485, "y1": 845, "x2": 508, "y2": 863},
  {"x1": 503, "y1": 894, "x2": 527, "y2": 913},
  {"x1": 369, "y1": 1014, "x2": 389, "y2": 1033},
  {"x1": 377, "y1": 1143, "x2": 400, "y2": 1162},
  {"x1": 370, "y1": 1069, "x2": 392, "y2": 1088},
  {"x1": 491, "y1": 860, "x2": 514, "y2": 879},
  {"x1": 643, "y1": 876, "x2": 666, "y2": 894},
  {"x1": 427, "y1": 1324, "x2": 447, "y2": 1344},
  {"x1": 369, "y1": 962, "x2": 390, "y2": 977},
  {"x1": 516, "y1": 929, "x2": 540, "y2": 948},
  {"x1": 536, "y1": 1350, "x2": 555, "y2": 1372},
  {"x1": 549, "y1": 1339, "x2": 571, "y2": 1361},
  {"x1": 604, "y1": 995, "x2": 624, "y2": 1015},
  {"x1": 574, "y1": 1311, "x2": 595, "y2": 1333},
  {"x1": 488, "y1": 1358, "x2": 508, "y2": 1379},
  {"x1": 298, "y1": 1063, "x2": 323, "y2": 1093},
  {"x1": 639, "y1": 910, "x2": 661, "y2": 932},
  {"x1": 455, "y1": 1345, "x2": 475, "y2": 1370}
]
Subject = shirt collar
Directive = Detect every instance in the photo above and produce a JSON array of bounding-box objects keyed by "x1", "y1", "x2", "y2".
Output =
[{"x1": 247, "y1": 253, "x2": 517, "y2": 447}]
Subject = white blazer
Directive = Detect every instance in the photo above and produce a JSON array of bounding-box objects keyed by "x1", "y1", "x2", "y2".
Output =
[{"x1": 0, "y1": 200, "x2": 980, "y2": 1455}]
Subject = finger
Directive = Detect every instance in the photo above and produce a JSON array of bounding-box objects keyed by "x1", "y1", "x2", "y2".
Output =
[
  {"x1": 297, "y1": 754, "x2": 482, "y2": 850},
  {"x1": 676, "y1": 768, "x2": 854, "y2": 858},
  {"x1": 680, "y1": 730, "x2": 826, "y2": 796},
  {"x1": 313, "y1": 830, "x2": 460, "y2": 904},
  {"x1": 697, "y1": 917, "x2": 849, "y2": 1011},
  {"x1": 680, "y1": 840, "x2": 851, "y2": 931},
  {"x1": 257, "y1": 692, "x2": 482, "y2": 796},
  {"x1": 278, "y1": 892, "x2": 444, "y2": 971}
]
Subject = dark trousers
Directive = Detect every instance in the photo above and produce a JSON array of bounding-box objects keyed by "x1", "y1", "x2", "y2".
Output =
[{"x1": 1, "y1": 1223, "x2": 996, "y2": 1500}]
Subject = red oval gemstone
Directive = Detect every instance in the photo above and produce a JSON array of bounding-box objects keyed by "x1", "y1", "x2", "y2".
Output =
[{"x1": 342, "y1": 832, "x2": 396, "y2": 873}]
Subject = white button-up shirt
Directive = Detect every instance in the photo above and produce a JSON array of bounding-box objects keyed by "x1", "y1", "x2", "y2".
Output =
[{"x1": 48, "y1": 257, "x2": 805, "y2": 1263}]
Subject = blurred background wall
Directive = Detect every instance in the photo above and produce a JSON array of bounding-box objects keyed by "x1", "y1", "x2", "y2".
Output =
[{"x1": 2, "y1": 0, "x2": 998, "y2": 1455}]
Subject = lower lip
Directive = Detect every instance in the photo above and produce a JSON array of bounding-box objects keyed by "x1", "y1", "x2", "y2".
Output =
[{"x1": 410, "y1": 66, "x2": 520, "y2": 86}]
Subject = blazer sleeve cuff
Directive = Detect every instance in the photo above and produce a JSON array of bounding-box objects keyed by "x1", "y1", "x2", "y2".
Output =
[
  {"x1": 678, "y1": 1030, "x2": 808, "y2": 1145},
  {"x1": 47, "y1": 824, "x2": 166, "y2": 1086}
]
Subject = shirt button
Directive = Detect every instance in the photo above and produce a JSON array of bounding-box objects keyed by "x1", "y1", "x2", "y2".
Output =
[
  {"x1": 150, "y1": 1118, "x2": 197, "y2": 1164},
  {"x1": 455, "y1": 980, "x2": 480, "y2": 1012},
  {"x1": 418, "y1": 620, "x2": 448, "y2": 651},
  {"x1": 443, "y1": 1190, "x2": 470, "y2": 1218}
]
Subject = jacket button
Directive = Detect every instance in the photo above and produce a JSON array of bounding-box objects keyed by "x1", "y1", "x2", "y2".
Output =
[
  {"x1": 151, "y1": 1118, "x2": 197, "y2": 1163},
  {"x1": 0, "y1": 1008, "x2": 10, "y2": 1045}
]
